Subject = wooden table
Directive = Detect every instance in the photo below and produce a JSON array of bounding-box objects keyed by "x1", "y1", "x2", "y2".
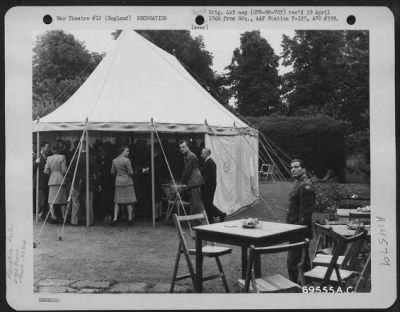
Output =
[{"x1": 193, "y1": 219, "x2": 308, "y2": 293}]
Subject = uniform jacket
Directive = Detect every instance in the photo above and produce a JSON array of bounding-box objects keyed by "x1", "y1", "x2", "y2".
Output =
[
  {"x1": 111, "y1": 155, "x2": 134, "y2": 187},
  {"x1": 33, "y1": 152, "x2": 49, "y2": 190},
  {"x1": 201, "y1": 157, "x2": 217, "y2": 196},
  {"x1": 44, "y1": 154, "x2": 67, "y2": 186},
  {"x1": 286, "y1": 175, "x2": 315, "y2": 238},
  {"x1": 180, "y1": 151, "x2": 204, "y2": 187}
]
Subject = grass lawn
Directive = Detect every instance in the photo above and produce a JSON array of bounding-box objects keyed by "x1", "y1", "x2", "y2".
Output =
[{"x1": 33, "y1": 181, "x2": 370, "y2": 293}]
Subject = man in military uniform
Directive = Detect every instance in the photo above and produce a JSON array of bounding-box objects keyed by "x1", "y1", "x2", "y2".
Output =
[
  {"x1": 286, "y1": 158, "x2": 315, "y2": 282},
  {"x1": 179, "y1": 140, "x2": 205, "y2": 214}
]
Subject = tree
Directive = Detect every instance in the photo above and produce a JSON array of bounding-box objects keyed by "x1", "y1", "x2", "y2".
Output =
[
  {"x1": 280, "y1": 30, "x2": 369, "y2": 130},
  {"x1": 111, "y1": 30, "x2": 220, "y2": 100},
  {"x1": 281, "y1": 30, "x2": 370, "y2": 179},
  {"x1": 337, "y1": 31, "x2": 369, "y2": 129},
  {"x1": 281, "y1": 31, "x2": 346, "y2": 116},
  {"x1": 32, "y1": 30, "x2": 104, "y2": 119},
  {"x1": 225, "y1": 31, "x2": 281, "y2": 116}
]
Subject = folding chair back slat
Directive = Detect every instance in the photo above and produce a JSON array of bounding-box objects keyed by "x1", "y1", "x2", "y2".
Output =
[
  {"x1": 306, "y1": 223, "x2": 367, "y2": 289},
  {"x1": 240, "y1": 239, "x2": 310, "y2": 293},
  {"x1": 170, "y1": 212, "x2": 231, "y2": 293}
]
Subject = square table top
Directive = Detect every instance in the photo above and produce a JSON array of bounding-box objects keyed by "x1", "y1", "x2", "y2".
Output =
[{"x1": 193, "y1": 219, "x2": 307, "y2": 239}]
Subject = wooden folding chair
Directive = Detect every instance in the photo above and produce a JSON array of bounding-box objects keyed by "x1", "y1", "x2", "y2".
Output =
[
  {"x1": 259, "y1": 164, "x2": 275, "y2": 182},
  {"x1": 161, "y1": 183, "x2": 189, "y2": 224},
  {"x1": 312, "y1": 223, "x2": 366, "y2": 270},
  {"x1": 354, "y1": 253, "x2": 371, "y2": 292},
  {"x1": 237, "y1": 239, "x2": 310, "y2": 293},
  {"x1": 304, "y1": 225, "x2": 367, "y2": 290},
  {"x1": 169, "y1": 211, "x2": 232, "y2": 293},
  {"x1": 312, "y1": 222, "x2": 334, "y2": 258}
]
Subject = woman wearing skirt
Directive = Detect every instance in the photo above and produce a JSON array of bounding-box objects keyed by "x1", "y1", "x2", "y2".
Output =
[
  {"x1": 44, "y1": 142, "x2": 67, "y2": 223},
  {"x1": 111, "y1": 145, "x2": 137, "y2": 225}
]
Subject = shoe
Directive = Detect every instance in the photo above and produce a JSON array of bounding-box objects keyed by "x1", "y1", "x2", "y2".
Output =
[
  {"x1": 127, "y1": 219, "x2": 134, "y2": 226},
  {"x1": 219, "y1": 213, "x2": 226, "y2": 222},
  {"x1": 50, "y1": 218, "x2": 58, "y2": 224},
  {"x1": 111, "y1": 219, "x2": 118, "y2": 226}
]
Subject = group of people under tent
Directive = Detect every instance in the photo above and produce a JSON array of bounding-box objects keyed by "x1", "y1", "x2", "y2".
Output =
[
  {"x1": 32, "y1": 137, "x2": 226, "y2": 226},
  {"x1": 33, "y1": 135, "x2": 316, "y2": 284}
]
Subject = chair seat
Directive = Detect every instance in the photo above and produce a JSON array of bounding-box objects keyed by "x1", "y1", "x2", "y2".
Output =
[
  {"x1": 304, "y1": 266, "x2": 356, "y2": 282},
  {"x1": 189, "y1": 246, "x2": 232, "y2": 257},
  {"x1": 238, "y1": 274, "x2": 301, "y2": 293},
  {"x1": 316, "y1": 247, "x2": 333, "y2": 255},
  {"x1": 313, "y1": 254, "x2": 344, "y2": 266}
]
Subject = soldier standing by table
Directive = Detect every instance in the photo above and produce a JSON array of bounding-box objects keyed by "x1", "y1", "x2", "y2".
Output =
[{"x1": 286, "y1": 158, "x2": 315, "y2": 282}]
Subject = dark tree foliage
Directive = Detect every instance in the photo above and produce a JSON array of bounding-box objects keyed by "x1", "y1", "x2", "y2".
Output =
[
  {"x1": 225, "y1": 31, "x2": 281, "y2": 116},
  {"x1": 281, "y1": 30, "x2": 369, "y2": 131},
  {"x1": 32, "y1": 30, "x2": 104, "y2": 119},
  {"x1": 111, "y1": 30, "x2": 221, "y2": 102},
  {"x1": 247, "y1": 115, "x2": 346, "y2": 180}
]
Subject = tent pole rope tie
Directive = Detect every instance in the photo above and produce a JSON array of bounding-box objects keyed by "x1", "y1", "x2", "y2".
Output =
[{"x1": 35, "y1": 123, "x2": 88, "y2": 245}]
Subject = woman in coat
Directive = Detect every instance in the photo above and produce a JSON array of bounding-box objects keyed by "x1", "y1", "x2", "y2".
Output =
[
  {"x1": 44, "y1": 142, "x2": 67, "y2": 223},
  {"x1": 111, "y1": 145, "x2": 137, "y2": 225}
]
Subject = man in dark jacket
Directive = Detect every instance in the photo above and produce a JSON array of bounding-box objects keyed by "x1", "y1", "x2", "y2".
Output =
[
  {"x1": 200, "y1": 148, "x2": 226, "y2": 223},
  {"x1": 286, "y1": 158, "x2": 315, "y2": 282},
  {"x1": 179, "y1": 140, "x2": 204, "y2": 214},
  {"x1": 33, "y1": 141, "x2": 51, "y2": 218}
]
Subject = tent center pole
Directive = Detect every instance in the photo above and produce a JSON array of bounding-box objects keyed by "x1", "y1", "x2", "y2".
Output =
[
  {"x1": 35, "y1": 127, "x2": 40, "y2": 223},
  {"x1": 86, "y1": 129, "x2": 90, "y2": 227},
  {"x1": 151, "y1": 130, "x2": 155, "y2": 226}
]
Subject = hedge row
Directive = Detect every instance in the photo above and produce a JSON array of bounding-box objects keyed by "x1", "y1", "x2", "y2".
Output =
[{"x1": 246, "y1": 115, "x2": 346, "y2": 180}]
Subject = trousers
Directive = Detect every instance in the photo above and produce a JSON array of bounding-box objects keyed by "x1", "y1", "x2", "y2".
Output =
[{"x1": 71, "y1": 185, "x2": 94, "y2": 225}]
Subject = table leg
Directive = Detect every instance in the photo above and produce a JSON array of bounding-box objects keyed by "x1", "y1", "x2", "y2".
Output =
[
  {"x1": 241, "y1": 246, "x2": 248, "y2": 279},
  {"x1": 195, "y1": 233, "x2": 203, "y2": 293},
  {"x1": 254, "y1": 254, "x2": 261, "y2": 278}
]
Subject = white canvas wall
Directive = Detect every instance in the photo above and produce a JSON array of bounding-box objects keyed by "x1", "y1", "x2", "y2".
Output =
[{"x1": 205, "y1": 134, "x2": 259, "y2": 214}]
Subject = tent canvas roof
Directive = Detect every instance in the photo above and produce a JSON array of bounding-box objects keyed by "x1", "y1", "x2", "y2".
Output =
[{"x1": 35, "y1": 30, "x2": 251, "y2": 133}]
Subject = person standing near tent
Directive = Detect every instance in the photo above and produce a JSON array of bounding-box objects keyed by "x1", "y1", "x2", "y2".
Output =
[
  {"x1": 179, "y1": 140, "x2": 204, "y2": 214},
  {"x1": 95, "y1": 144, "x2": 114, "y2": 221},
  {"x1": 200, "y1": 148, "x2": 226, "y2": 223},
  {"x1": 70, "y1": 143, "x2": 99, "y2": 226},
  {"x1": 33, "y1": 141, "x2": 51, "y2": 219},
  {"x1": 44, "y1": 142, "x2": 67, "y2": 224},
  {"x1": 111, "y1": 145, "x2": 137, "y2": 225},
  {"x1": 286, "y1": 158, "x2": 315, "y2": 282}
]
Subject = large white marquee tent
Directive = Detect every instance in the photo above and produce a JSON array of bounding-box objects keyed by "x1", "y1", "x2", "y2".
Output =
[{"x1": 33, "y1": 29, "x2": 259, "y2": 226}]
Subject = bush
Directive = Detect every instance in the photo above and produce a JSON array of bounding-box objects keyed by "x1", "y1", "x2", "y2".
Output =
[
  {"x1": 345, "y1": 153, "x2": 370, "y2": 182},
  {"x1": 313, "y1": 182, "x2": 350, "y2": 213}
]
